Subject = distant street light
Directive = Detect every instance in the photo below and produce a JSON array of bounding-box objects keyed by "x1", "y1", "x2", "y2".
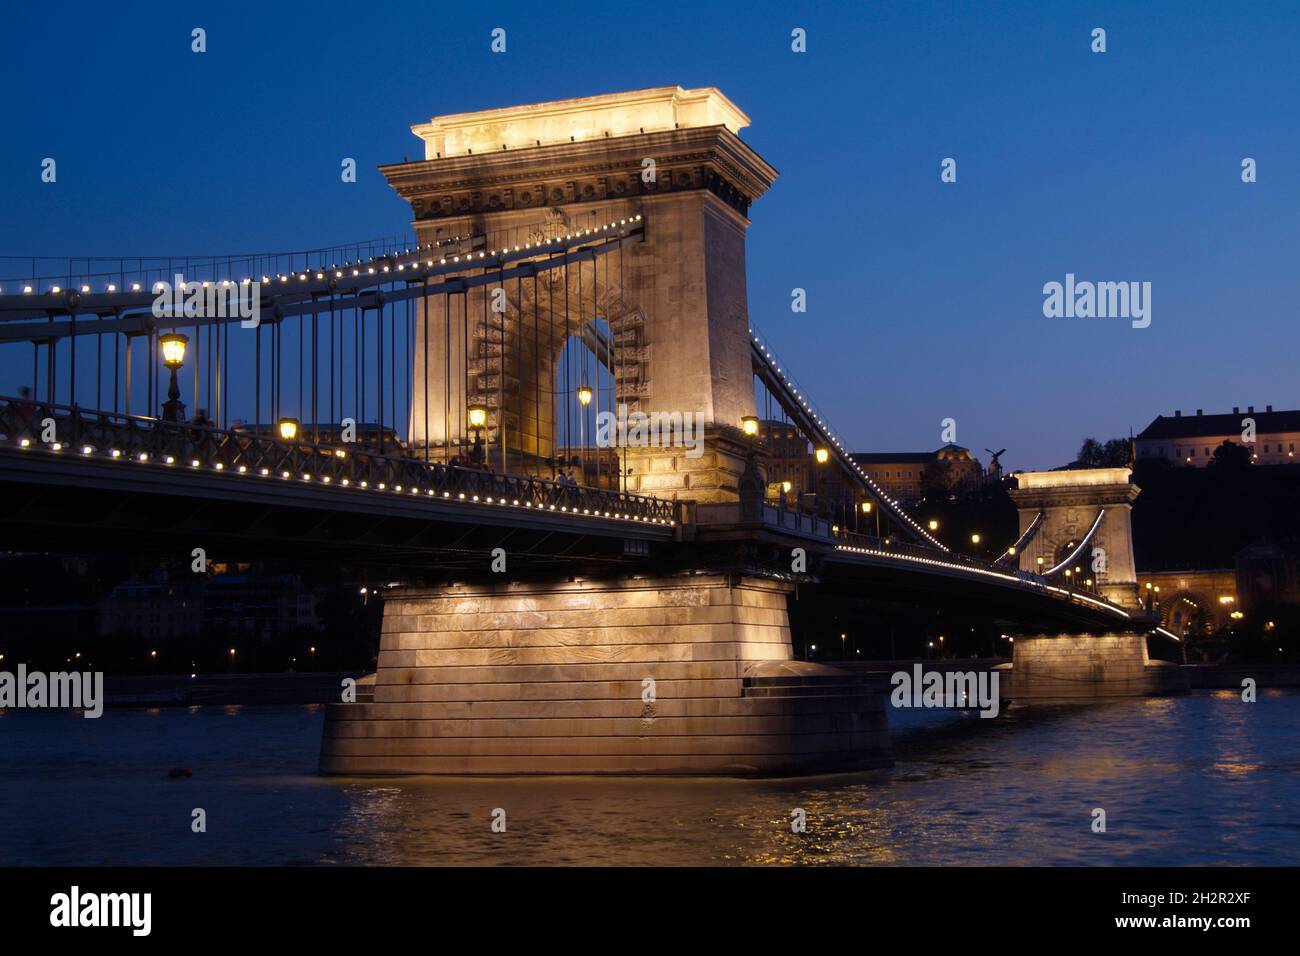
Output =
[
  {"x1": 741, "y1": 415, "x2": 760, "y2": 437},
  {"x1": 278, "y1": 417, "x2": 299, "y2": 441}
]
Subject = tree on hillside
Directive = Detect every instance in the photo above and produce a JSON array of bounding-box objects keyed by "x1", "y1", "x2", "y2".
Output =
[
  {"x1": 921, "y1": 459, "x2": 954, "y2": 497},
  {"x1": 1076, "y1": 437, "x2": 1132, "y2": 468},
  {"x1": 1077, "y1": 438, "x2": 1105, "y2": 467},
  {"x1": 1210, "y1": 439, "x2": 1251, "y2": 469}
]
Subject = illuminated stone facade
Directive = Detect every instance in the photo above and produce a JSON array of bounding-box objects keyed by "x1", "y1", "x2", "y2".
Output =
[
  {"x1": 1010, "y1": 468, "x2": 1142, "y2": 608},
  {"x1": 382, "y1": 87, "x2": 777, "y2": 503}
]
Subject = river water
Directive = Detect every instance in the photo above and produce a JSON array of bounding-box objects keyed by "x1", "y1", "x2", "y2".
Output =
[{"x1": 2, "y1": 691, "x2": 1297, "y2": 866}]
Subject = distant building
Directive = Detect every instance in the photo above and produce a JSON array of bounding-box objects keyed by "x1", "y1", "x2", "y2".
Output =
[
  {"x1": 97, "y1": 580, "x2": 201, "y2": 641},
  {"x1": 848, "y1": 452, "x2": 931, "y2": 501},
  {"x1": 758, "y1": 420, "x2": 811, "y2": 498},
  {"x1": 751, "y1": 421, "x2": 985, "y2": 506},
  {"x1": 98, "y1": 568, "x2": 323, "y2": 641},
  {"x1": 850, "y1": 444, "x2": 983, "y2": 502},
  {"x1": 1135, "y1": 406, "x2": 1299, "y2": 466}
]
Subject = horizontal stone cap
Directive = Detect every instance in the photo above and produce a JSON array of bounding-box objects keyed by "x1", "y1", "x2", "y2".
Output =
[
  {"x1": 744, "y1": 660, "x2": 853, "y2": 679},
  {"x1": 1016, "y1": 467, "x2": 1132, "y2": 489},
  {"x1": 412, "y1": 86, "x2": 751, "y2": 158}
]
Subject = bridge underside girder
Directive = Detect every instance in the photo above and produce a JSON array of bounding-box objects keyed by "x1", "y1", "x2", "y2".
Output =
[
  {"x1": 0, "y1": 457, "x2": 669, "y2": 578},
  {"x1": 818, "y1": 554, "x2": 1141, "y2": 634}
]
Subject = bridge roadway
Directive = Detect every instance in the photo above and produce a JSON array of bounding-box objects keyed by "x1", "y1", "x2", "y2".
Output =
[
  {"x1": 0, "y1": 397, "x2": 1146, "y2": 632},
  {"x1": 0, "y1": 397, "x2": 675, "y2": 573}
]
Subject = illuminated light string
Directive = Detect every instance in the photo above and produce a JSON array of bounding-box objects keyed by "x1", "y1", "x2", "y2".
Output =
[
  {"x1": 11, "y1": 431, "x2": 672, "y2": 526},
  {"x1": 833, "y1": 543, "x2": 1131, "y2": 618},
  {"x1": 10, "y1": 217, "x2": 643, "y2": 296},
  {"x1": 996, "y1": 510, "x2": 1045, "y2": 564},
  {"x1": 1042, "y1": 509, "x2": 1105, "y2": 577},
  {"x1": 748, "y1": 326, "x2": 947, "y2": 551}
]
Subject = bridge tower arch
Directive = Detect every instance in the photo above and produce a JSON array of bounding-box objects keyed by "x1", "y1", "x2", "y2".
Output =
[
  {"x1": 384, "y1": 86, "x2": 778, "y2": 502},
  {"x1": 1009, "y1": 468, "x2": 1142, "y2": 609}
]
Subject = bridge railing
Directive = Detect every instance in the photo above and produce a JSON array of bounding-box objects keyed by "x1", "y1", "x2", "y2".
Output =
[{"x1": 0, "y1": 397, "x2": 676, "y2": 525}]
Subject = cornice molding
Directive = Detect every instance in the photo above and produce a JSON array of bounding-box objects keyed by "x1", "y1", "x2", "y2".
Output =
[{"x1": 381, "y1": 127, "x2": 777, "y2": 222}]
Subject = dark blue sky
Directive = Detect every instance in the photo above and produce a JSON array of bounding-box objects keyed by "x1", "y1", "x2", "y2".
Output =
[{"x1": 3, "y1": 0, "x2": 1297, "y2": 470}]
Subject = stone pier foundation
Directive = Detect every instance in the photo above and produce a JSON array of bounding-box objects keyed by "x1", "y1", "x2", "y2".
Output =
[
  {"x1": 321, "y1": 574, "x2": 891, "y2": 775},
  {"x1": 1001, "y1": 632, "x2": 1188, "y2": 702}
]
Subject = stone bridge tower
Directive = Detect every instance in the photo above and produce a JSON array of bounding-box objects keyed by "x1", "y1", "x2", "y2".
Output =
[
  {"x1": 1009, "y1": 468, "x2": 1142, "y2": 608},
  {"x1": 381, "y1": 86, "x2": 777, "y2": 503}
]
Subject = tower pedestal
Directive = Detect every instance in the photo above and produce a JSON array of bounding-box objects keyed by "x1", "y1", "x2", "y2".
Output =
[
  {"x1": 1002, "y1": 632, "x2": 1188, "y2": 702},
  {"x1": 321, "y1": 574, "x2": 891, "y2": 775}
]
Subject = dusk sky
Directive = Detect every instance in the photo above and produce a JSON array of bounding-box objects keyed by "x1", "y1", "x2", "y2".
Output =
[{"x1": 3, "y1": 0, "x2": 1297, "y2": 470}]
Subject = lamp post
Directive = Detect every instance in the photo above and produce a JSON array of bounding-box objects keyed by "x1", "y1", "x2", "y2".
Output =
[
  {"x1": 278, "y1": 417, "x2": 299, "y2": 442},
  {"x1": 159, "y1": 333, "x2": 188, "y2": 422},
  {"x1": 861, "y1": 500, "x2": 879, "y2": 537},
  {"x1": 812, "y1": 447, "x2": 829, "y2": 517},
  {"x1": 467, "y1": 403, "x2": 487, "y2": 465},
  {"x1": 738, "y1": 416, "x2": 763, "y2": 516},
  {"x1": 577, "y1": 385, "x2": 592, "y2": 482}
]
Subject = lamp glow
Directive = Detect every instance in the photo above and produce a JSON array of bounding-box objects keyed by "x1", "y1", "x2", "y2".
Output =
[
  {"x1": 278, "y1": 418, "x2": 299, "y2": 441},
  {"x1": 160, "y1": 333, "x2": 188, "y2": 369}
]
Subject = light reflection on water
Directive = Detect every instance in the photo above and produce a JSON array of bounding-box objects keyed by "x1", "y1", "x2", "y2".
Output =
[{"x1": 2, "y1": 691, "x2": 1298, "y2": 866}]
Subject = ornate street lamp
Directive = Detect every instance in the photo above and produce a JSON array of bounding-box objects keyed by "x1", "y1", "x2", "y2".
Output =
[
  {"x1": 861, "y1": 499, "x2": 879, "y2": 536},
  {"x1": 278, "y1": 417, "x2": 299, "y2": 441},
  {"x1": 467, "y1": 403, "x2": 488, "y2": 464},
  {"x1": 575, "y1": 386, "x2": 593, "y2": 477},
  {"x1": 738, "y1": 416, "x2": 763, "y2": 515},
  {"x1": 159, "y1": 333, "x2": 188, "y2": 422}
]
